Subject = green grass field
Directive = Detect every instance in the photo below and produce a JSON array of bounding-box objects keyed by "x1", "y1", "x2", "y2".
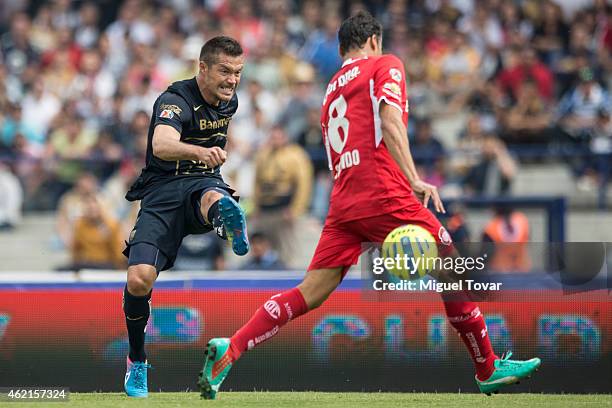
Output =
[{"x1": 7, "y1": 392, "x2": 611, "y2": 408}]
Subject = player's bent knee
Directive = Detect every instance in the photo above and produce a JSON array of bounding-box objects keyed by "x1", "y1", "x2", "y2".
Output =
[
  {"x1": 127, "y1": 264, "x2": 156, "y2": 296},
  {"x1": 200, "y1": 190, "x2": 224, "y2": 211}
]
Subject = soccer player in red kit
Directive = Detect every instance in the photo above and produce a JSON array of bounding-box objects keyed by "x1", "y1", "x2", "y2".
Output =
[{"x1": 199, "y1": 11, "x2": 540, "y2": 399}]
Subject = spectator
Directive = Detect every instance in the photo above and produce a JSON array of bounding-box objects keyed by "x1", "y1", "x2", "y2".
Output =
[
  {"x1": 435, "y1": 31, "x2": 481, "y2": 98},
  {"x1": 55, "y1": 173, "x2": 102, "y2": 247},
  {"x1": 444, "y1": 204, "x2": 471, "y2": 244},
  {"x1": 1, "y1": 103, "x2": 45, "y2": 150},
  {"x1": 482, "y1": 207, "x2": 531, "y2": 273},
  {"x1": 240, "y1": 232, "x2": 286, "y2": 271},
  {"x1": 20, "y1": 81, "x2": 61, "y2": 138},
  {"x1": 532, "y1": 0, "x2": 569, "y2": 66},
  {"x1": 502, "y1": 79, "x2": 554, "y2": 145},
  {"x1": 463, "y1": 134, "x2": 517, "y2": 196},
  {"x1": 74, "y1": 2, "x2": 101, "y2": 49},
  {"x1": 69, "y1": 49, "x2": 117, "y2": 117},
  {"x1": 69, "y1": 193, "x2": 124, "y2": 270},
  {"x1": 497, "y1": 46, "x2": 554, "y2": 102},
  {"x1": 577, "y1": 109, "x2": 612, "y2": 191},
  {"x1": 300, "y1": 12, "x2": 342, "y2": 80},
  {"x1": 411, "y1": 117, "x2": 446, "y2": 187},
  {"x1": 297, "y1": 107, "x2": 329, "y2": 220},
  {"x1": 174, "y1": 234, "x2": 224, "y2": 271},
  {"x1": 556, "y1": 68, "x2": 610, "y2": 138},
  {"x1": 278, "y1": 62, "x2": 322, "y2": 141},
  {"x1": 253, "y1": 125, "x2": 313, "y2": 265},
  {"x1": 0, "y1": 12, "x2": 39, "y2": 78},
  {"x1": 47, "y1": 113, "x2": 99, "y2": 186},
  {"x1": 0, "y1": 162, "x2": 23, "y2": 230}
]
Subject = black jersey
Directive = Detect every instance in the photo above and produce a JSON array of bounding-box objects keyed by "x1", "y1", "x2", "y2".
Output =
[{"x1": 126, "y1": 77, "x2": 238, "y2": 201}]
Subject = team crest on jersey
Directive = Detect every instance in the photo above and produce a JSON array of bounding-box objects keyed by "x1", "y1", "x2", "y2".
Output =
[
  {"x1": 160, "y1": 103, "x2": 182, "y2": 115},
  {"x1": 159, "y1": 109, "x2": 174, "y2": 119},
  {"x1": 438, "y1": 227, "x2": 452, "y2": 245},
  {"x1": 389, "y1": 68, "x2": 402, "y2": 82},
  {"x1": 159, "y1": 103, "x2": 182, "y2": 119},
  {"x1": 383, "y1": 82, "x2": 402, "y2": 98}
]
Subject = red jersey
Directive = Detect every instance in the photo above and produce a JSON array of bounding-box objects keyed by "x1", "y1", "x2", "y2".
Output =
[{"x1": 321, "y1": 54, "x2": 414, "y2": 223}]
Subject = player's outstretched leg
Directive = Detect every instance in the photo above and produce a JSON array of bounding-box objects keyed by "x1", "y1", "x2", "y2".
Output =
[
  {"x1": 198, "y1": 268, "x2": 342, "y2": 399},
  {"x1": 442, "y1": 299, "x2": 541, "y2": 395}
]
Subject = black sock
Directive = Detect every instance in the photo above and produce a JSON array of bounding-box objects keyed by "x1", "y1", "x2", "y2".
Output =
[
  {"x1": 207, "y1": 200, "x2": 226, "y2": 239},
  {"x1": 123, "y1": 285, "x2": 151, "y2": 363}
]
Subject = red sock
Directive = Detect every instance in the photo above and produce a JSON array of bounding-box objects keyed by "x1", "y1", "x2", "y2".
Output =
[
  {"x1": 443, "y1": 300, "x2": 498, "y2": 381},
  {"x1": 229, "y1": 287, "x2": 308, "y2": 361}
]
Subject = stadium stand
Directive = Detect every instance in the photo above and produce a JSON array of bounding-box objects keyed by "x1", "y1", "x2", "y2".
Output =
[{"x1": 0, "y1": 0, "x2": 610, "y2": 271}]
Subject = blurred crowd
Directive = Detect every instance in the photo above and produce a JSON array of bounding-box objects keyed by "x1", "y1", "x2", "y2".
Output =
[{"x1": 0, "y1": 0, "x2": 610, "y2": 270}]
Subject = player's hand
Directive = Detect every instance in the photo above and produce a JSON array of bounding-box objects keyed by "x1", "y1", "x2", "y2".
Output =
[
  {"x1": 411, "y1": 179, "x2": 446, "y2": 213},
  {"x1": 199, "y1": 147, "x2": 227, "y2": 167}
]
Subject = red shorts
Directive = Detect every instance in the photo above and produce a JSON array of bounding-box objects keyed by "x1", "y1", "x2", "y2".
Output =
[{"x1": 308, "y1": 204, "x2": 454, "y2": 277}]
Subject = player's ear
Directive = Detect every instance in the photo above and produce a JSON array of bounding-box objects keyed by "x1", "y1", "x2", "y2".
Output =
[
  {"x1": 372, "y1": 34, "x2": 382, "y2": 54},
  {"x1": 199, "y1": 60, "x2": 208, "y2": 74}
]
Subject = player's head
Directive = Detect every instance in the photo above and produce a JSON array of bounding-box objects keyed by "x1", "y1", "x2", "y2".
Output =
[
  {"x1": 338, "y1": 11, "x2": 383, "y2": 58},
  {"x1": 198, "y1": 36, "x2": 244, "y2": 104}
]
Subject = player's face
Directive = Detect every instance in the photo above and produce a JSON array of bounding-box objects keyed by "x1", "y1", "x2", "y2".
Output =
[{"x1": 201, "y1": 54, "x2": 244, "y2": 103}]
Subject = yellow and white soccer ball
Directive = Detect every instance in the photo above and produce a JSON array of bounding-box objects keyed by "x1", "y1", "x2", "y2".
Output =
[{"x1": 381, "y1": 224, "x2": 438, "y2": 280}]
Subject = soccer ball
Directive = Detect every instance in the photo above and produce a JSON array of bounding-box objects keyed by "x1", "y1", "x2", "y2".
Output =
[{"x1": 381, "y1": 224, "x2": 438, "y2": 280}]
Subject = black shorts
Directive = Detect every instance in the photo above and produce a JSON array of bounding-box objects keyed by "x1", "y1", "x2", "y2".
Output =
[{"x1": 122, "y1": 176, "x2": 236, "y2": 271}]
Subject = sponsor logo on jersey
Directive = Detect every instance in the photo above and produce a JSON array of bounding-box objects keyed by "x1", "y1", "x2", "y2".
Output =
[
  {"x1": 389, "y1": 68, "x2": 402, "y2": 82},
  {"x1": 199, "y1": 117, "x2": 231, "y2": 130},
  {"x1": 382, "y1": 82, "x2": 402, "y2": 98},
  {"x1": 264, "y1": 300, "x2": 281, "y2": 319},
  {"x1": 438, "y1": 226, "x2": 452, "y2": 245}
]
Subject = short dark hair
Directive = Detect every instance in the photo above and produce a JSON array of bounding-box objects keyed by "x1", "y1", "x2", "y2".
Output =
[
  {"x1": 199, "y1": 36, "x2": 243, "y2": 66},
  {"x1": 338, "y1": 11, "x2": 382, "y2": 56}
]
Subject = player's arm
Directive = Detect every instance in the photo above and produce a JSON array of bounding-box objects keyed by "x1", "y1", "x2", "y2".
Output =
[
  {"x1": 152, "y1": 92, "x2": 226, "y2": 167},
  {"x1": 380, "y1": 102, "x2": 445, "y2": 213},
  {"x1": 152, "y1": 124, "x2": 226, "y2": 167}
]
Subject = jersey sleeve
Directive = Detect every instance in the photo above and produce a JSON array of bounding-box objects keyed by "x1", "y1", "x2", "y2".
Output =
[
  {"x1": 372, "y1": 54, "x2": 408, "y2": 114},
  {"x1": 153, "y1": 92, "x2": 191, "y2": 134}
]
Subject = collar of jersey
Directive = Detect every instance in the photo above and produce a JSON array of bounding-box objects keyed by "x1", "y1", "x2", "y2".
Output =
[{"x1": 342, "y1": 56, "x2": 369, "y2": 67}]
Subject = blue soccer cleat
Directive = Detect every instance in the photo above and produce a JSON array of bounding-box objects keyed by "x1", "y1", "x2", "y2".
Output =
[
  {"x1": 124, "y1": 356, "x2": 151, "y2": 398},
  {"x1": 218, "y1": 196, "x2": 249, "y2": 256}
]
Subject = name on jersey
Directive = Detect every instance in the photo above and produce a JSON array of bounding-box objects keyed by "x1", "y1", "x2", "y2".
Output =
[
  {"x1": 200, "y1": 117, "x2": 231, "y2": 130},
  {"x1": 324, "y1": 66, "x2": 361, "y2": 105}
]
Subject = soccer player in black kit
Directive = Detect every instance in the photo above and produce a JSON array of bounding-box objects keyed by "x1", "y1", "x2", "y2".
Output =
[{"x1": 122, "y1": 36, "x2": 249, "y2": 398}]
